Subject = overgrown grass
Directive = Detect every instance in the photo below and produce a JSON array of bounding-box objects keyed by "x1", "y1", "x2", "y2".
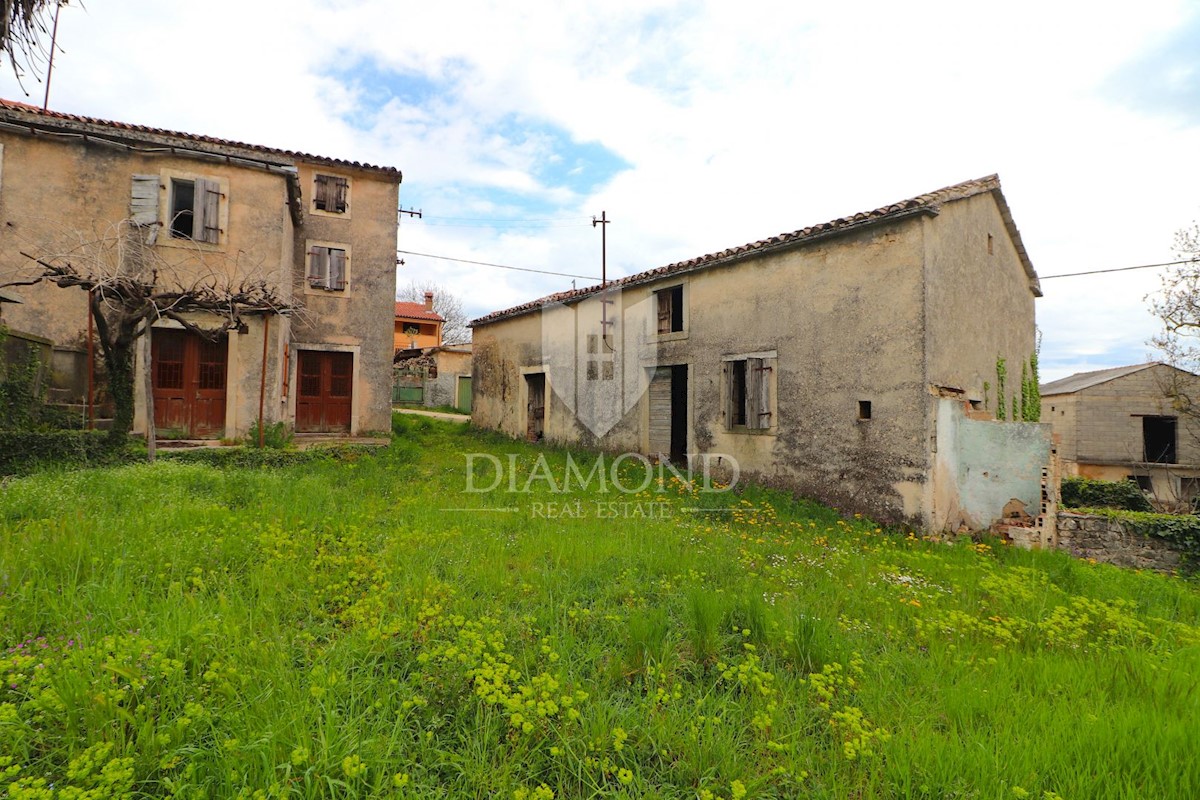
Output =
[{"x1": 1, "y1": 414, "x2": 1198, "y2": 798}]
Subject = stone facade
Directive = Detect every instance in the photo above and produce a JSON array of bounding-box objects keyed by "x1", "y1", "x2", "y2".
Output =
[
  {"x1": 1055, "y1": 512, "x2": 1182, "y2": 572},
  {"x1": 470, "y1": 176, "x2": 1044, "y2": 530},
  {"x1": 0, "y1": 100, "x2": 401, "y2": 437}
]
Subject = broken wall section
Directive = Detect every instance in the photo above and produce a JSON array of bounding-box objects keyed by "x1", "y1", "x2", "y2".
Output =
[{"x1": 933, "y1": 397, "x2": 1054, "y2": 532}]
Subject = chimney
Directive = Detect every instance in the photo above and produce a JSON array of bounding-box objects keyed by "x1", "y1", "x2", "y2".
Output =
[{"x1": 424, "y1": 291, "x2": 434, "y2": 311}]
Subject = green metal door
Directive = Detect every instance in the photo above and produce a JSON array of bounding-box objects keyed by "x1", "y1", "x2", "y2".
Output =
[{"x1": 457, "y1": 376, "x2": 473, "y2": 414}]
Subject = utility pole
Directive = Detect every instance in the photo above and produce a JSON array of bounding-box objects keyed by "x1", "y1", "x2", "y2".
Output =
[
  {"x1": 592, "y1": 211, "x2": 613, "y2": 348},
  {"x1": 42, "y1": 1, "x2": 65, "y2": 111},
  {"x1": 592, "y1": 211, "x2": 609, "y2": 288}
]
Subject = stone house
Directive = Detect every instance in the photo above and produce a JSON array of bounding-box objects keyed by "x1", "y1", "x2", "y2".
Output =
[
  {"x1": 394, "y1": 344, "x2": 473, "y2": 412},
  {"x1": 0, "y1": 99, "x2": 401, "y2": 437},
  {"x1": 394, "y1": 295, "x2": 444, "y2": 351},
  {"x1": 470, "y1": 175, "x2": 1050, "y2": 529},
  {"x1": 1040, "y1": 362, "x2": 1200, "y2": 504}
]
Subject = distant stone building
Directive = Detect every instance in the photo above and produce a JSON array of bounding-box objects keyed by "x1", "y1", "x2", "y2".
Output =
[
  {"x1": 470, "y1": 175, "x2": 1050, "y2": 530},
  {"x1": 0, "y1": 99, "x2": 402, "y2": 437},
  {"x1": 1041, "y1": 362, "x2": 1200, "y2": 505}
]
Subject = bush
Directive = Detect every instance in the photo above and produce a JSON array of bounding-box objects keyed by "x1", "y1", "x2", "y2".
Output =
[
  {"x1": 1061, "y1": 477, "x2": 1153, "y2": 512},
  {"x1": 160, "y1": 444, "x2": 383, "y2": 469},
  {"x1": 243, "y1": 420, "x2": 294, "y2": 449},
  {"x1": 0, "y1": 430, "x2": 131, "y2": 475}
]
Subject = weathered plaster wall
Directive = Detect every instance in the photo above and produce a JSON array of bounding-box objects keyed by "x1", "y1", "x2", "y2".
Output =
[
  {"x1": 922, "y1": 191, "x2": 1038, "y2": 411},
  {"x1": 425, "y1": 349, "x2": 472, "y2": 408},
  {"x1": 290, "y1": 163, "x2": 399, "y2": 434},
  {"x1": 1055, "y1": 512, "x2": 1182, "y2": 572},
  {"x1": 933, "y1": 398, "x2": 1052, "y2": 530}
]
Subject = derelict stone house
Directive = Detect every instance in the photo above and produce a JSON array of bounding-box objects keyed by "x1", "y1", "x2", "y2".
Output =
[
  {"x1": 470, "y1": 176, "x2": 1050, "y2": 530},
  {"x1": 0, "y1": 99, "x2": 401, "y2": 437},
  {"x1": 1041, "y1": 362, "x2": 1200, "y2": 505}
]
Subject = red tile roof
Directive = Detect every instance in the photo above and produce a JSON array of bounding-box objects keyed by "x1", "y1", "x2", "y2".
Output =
[
  {"x1": 395, "y1": 301, "x2": 444, "y2": 322},
  {"x1": 471, "y1": 175, "x2": 1040, "y2": 327},
  {"x1": 0, "y1": 98, "x2": 401, "y2": 177}
]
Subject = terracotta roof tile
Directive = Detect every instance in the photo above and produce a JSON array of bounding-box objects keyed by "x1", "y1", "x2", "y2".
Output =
[
  {"x1": 395, "y1": 301, "x2": 444, "y2": 322},
  {"x1": 0, "y1": 98, "x2": 401, "y2": 177},
  {"x1": 471, "y1": 174, "x2": 1039, "y2": 327}
]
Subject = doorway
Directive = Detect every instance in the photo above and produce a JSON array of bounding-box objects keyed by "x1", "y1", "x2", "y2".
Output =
[
  {"x1": 297, "y1": 350, "x2": 353, "y2": 433},
  {"x1": 526, "y1": 373, "x2": 546, "y2": 441},
  {"x1": 649, "y1": 364, "x2": 688, "y2": 461},
  {"x1": 151, "y1": 329, "x2": 227, "y2": 438}
]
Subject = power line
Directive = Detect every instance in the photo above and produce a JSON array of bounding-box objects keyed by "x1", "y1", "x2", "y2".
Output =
[
  {"x1": 1040, "y1": 259, "x2": 1197, "y2": 279},
  {"x1": 397, "y1": 249, "x2": 600, "y2": 280}
]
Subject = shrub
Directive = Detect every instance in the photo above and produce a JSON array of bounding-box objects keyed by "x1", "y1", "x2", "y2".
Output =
[
  {"x1": 0, "y1": 430, "x2": 132, "y2": 475},
  {"x1": 160, "y1": 444, "x2": 383, "y2": 469},
  {"x1": 244, "y1": 420, "x2": 294, "y2": 449},
  {"x1": 1061, "y1": 477, "x2": 1153, "y2": 512}
]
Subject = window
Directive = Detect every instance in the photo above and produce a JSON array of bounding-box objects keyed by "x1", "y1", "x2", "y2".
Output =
[
  {"x1": 308, "y1": 245, "x2": 348, "y2": 291},
  {"x1": 726, "y1": 358, "x2": 772, "y2": 430},
  {"x1": 858, "y1": 400, "x2": 872, "y2": 420},
  {"x1": 1127, "y1": 475, "x2": 1153, "y2": 493},
  {"x1": 1143, "y1": 416, "x2": 1177, "y2": 464},
  {"x1": 167, "y1": 178, "x2": 222, "y2": 243},
  {"x1": 656, "y1": 285, "x2": 684, "y2": 334},
  {"x1": 313, "y1": 174, "x2": 350, "y2": 214}
]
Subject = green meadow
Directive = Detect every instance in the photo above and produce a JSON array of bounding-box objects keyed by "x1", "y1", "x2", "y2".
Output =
[{"x1": 1, "y1": 415, "x2": 1198, "y2": 799}]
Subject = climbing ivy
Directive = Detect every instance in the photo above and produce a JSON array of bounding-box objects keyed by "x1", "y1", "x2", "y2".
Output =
[
  {"x1": 995, "y1": 357, "x2": 1007, "y2": 420},
  {"x1": 0, "y1": 339, "x2": 44, "y2": 431}
]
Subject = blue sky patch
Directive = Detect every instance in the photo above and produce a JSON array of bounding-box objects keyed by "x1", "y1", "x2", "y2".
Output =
[{"x1": 1104, "y1": 12, "x2": 1200, "y2": 124}]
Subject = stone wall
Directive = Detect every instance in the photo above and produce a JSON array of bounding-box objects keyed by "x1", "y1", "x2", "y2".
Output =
[{"x1": 1055, "y1": 512, "x2": 1182, "y2": 572}]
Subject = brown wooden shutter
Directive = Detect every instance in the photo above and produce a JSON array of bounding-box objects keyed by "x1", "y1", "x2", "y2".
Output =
[
  {"x1": 756, "y1": 359, "x2": 772, "y2": 428},
  {"x1": 329, "y1": 248, "x2": 346, "y2": 290},
  {"x1": 657, "y1": 291, "x2": 671, "y2": 334},
  {"x1": 723, "y1": 361, "x2": 732, "y2": 428},
  {"x1": 130, "y1": 175, "x2": 159, "y2": 226},
  {"x1": 648, "y1": 368, "x2": 672, "y2": 457},
  {"x1": 196, "y1": 178, "x2": 221, "y2": 243},
  {"x1": 309, "y1": 246, "x2": 329, "y2": 286},
  {"x1": 314, "y1": 174, "x2": 330, "y2": 210},
  {"x1": 746, "y1": 358, "x2": 763, "y2": 429},
  {"x1": 333, "y1": 177, "x2": 349, "y2": 212}
]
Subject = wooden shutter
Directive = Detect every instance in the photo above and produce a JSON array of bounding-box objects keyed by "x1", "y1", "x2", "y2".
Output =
[
  {"x1": 309, "y1": 246, "x2": 329, "y2": 286},
  {"x1": 314, "y1": 174, "x2": 330, "y2": 210},
  {"x1": 746, "y1": 358, "x2": 763, "y2": 429},
  {"x1": 130, "y1": 175, "x2": 159, "y2": 226},
  {"x1": 328, "y1": 248, "x2": 346, "y2": 290},
  {"x1": 755, "y1": 359, "x2": 771, "y2": 428},
  {"x1": 196, "y1": 178, "x2": 221, "y2": 243},
  {"x1": 723, "y1": 361, "x2": 732, "y2": 428},
  {"x1": 332, "y1": 177, "x2": 349, "y2": 212},
  {"x1": 657, "y1": 291, "x2": 671, "y2": 334}
]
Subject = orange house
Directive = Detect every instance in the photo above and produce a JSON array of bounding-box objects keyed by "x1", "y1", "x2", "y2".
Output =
[{"x1": 395, "y1": 292, "x2": 444, "y2": 351}]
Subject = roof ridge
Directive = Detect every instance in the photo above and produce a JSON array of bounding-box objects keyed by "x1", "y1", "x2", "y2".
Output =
[
  {"x1": 471, "y1": 174, "x2": 1032, "y2": 327},
  {"x1": 0, "y1": 98, "x2": 401, "y2": 177}
]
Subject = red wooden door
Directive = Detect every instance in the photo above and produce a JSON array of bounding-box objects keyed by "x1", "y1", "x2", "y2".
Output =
[
  {"x1": 151, "y1": 329, "x2": 228, "y2": 437},
  {"x1": 296, "y1": 350, "x2": 353, "y2": 432}
]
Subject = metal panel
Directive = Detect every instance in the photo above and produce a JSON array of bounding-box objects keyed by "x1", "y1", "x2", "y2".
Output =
[{"x1": 457, "y1": 376, "x2": 473, "y2": 413}]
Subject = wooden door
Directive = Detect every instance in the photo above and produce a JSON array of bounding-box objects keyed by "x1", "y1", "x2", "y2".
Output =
[
  {"x1": 648, "y1": 368, "x2": 672, "y2": 458},
  {"x1": 297, "y1": 350, "x2": 353, "y2": 432},
  {"x1": 151, "y1": 329, "x2": 227, "y2": 438}
]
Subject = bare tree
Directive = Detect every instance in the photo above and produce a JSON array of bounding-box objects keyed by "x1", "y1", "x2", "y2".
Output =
[
  {"x1": 1149, "y1": 221, "x2": 1200, "y2": 465},
  {"x1": 2, "y1": 219, "x2": 293, "y2": 448},
  {"x1": 2, "y1": 0, "x2": 59, "y2": 78},
  {"x1": 397, "y1": 280, "x2": 470, "y2": 344}
]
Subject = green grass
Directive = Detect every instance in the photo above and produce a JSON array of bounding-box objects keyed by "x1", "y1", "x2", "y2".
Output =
[{"x1": 1, "y1": 414, "x2": 1199, "y2": 798}]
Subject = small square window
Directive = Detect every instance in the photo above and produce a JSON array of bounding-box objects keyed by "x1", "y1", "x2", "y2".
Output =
[
  {"x1": 858, "y1": 400, "x2": 872, "y2": 420},
  {"x1": 168, "y1": 177, "x2": 222, "y2": 243},
  {"x1": 586, "y1": 360, "x2": 598, "y2": 381},
  {"x1": 602, "y1": 361, "x2": 614, "y2": 381}
]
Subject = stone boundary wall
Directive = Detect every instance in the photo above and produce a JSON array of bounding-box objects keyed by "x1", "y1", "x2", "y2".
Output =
[{"x1": 1055, "y1": 512, "x2": 1181, "y2": 572}]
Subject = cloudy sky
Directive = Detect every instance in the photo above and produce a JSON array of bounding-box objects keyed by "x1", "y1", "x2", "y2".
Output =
[{"x1": 5, "y1": 0, "x2": 1199, "y2": 380}]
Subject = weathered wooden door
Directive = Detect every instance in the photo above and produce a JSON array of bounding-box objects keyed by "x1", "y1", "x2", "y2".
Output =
[
  {"x1": 457, "y1": 375, "x2": 473, "y2": 414},
  {"x1": 151, "y1": 329, "x2": 228, "y2": 437},
  {"x1": 648, "y1": 365, "x2": 687, "y2": 461},
  {"x1": 297, "y1": 350, "x2": 353, "y2": 432}
]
